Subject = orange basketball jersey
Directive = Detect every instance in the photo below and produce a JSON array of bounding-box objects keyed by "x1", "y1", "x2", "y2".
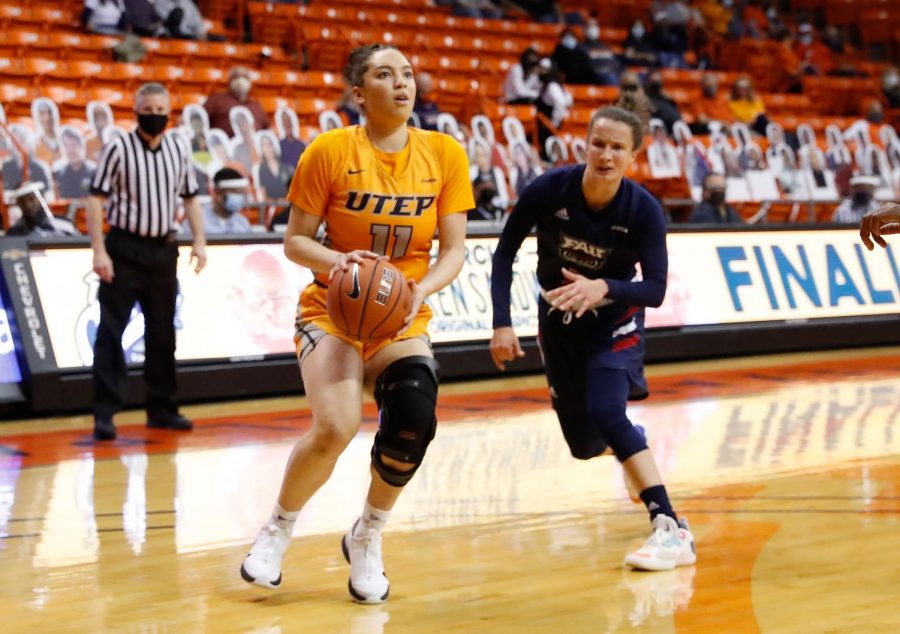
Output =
[{"x1": 287, "y1": 125, "x2": 474, "y2": 286}]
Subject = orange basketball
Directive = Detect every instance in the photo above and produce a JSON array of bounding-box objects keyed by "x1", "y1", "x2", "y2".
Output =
[{"x1": 326, "y1": 258, "x2": 412, "y2": 342}]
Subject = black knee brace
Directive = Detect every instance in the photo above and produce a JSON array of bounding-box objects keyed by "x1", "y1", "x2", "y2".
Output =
[{"x1": 371, "y1": 355, "x2": 440, "y2": 487}]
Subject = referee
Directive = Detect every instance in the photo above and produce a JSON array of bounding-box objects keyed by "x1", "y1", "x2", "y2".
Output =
[{"x1": 86, "y1": 82, "x2": 207, "y2": 441}]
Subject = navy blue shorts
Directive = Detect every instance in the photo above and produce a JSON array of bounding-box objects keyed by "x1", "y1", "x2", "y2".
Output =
[{"x1": 537, "y1": 299, "x2": 648, "y2": 457}]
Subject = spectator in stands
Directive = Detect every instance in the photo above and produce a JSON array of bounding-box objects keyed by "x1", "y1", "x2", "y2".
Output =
[
  {"x1": 336, "y1": 87, "x2": 362, "y2": 126},
  {"x1": 649, "y1": 0, "x2": 690, "y2": 64},
  {"x1": 794, "y1": 22, "x2": 833, "y2": 76},
  {"x1": 552, "y1": 28, "x2": 600, "y2": 85},
  {"x1": 535, "y1": 58, "x2": 572, "y2": 158},
  {"x1": 691, "y1": 73, "x2": 734, "y2": 134},
  {"x1": 54, "y1": 128, "x2": 96, "y2": 200},
  {"x1": 865, "y1": 99, "x2": 885, "y2": 126},
  {"x1": 182, "y1": 167, "x2": 253, "y2": 236},
  {"x1": 82, "y1": 0, "x2": 125, "y2": 35},
  {"x1": 470, "y1": 140, "x2": 509, "y2": 221},
  {"x1": 155, "y1": 0, "x2": 207, "y2": 40},
  {"x1": 688, "y1": 173, "x2": 742, "y2": 224},
  {"x1": 123, "y1": 0, "x2": 163, "y2": 37},
  {"x1": 695, "y1": 0, "x2": 731, "y2": 36},
  {"x1": 4, "y1": 182, "x2": 78, "y2": 237},
  {"x1": 622, "y1": 19, "x2": 658, "y2": 67},
  {"x1": 618, "y1": 71, "x2": 644, "y2": 98},
  {"x1": 413, "y1": 72, "x2": 440, "y2": 131},
  {"x1": 254, "y1": 132, "x2": 292, "y2": 201},
  {"x1": 728, "y1": 76, "x2": 768, "y2": 135},
  {"x1": 644, "y1": 71, "x2": 682, "y2": 134},
  {"x1": 496, "y1": 0, "x2": 563, "y2": 24},
  {"x1": 204, "y1": 66, "x2": 271, "y2": 138},
  {"x1": 441, "y1": 0, "x2": 504, "y2": 19},
  {"x1": 740, "y1": 0, "x2": 769, "y2": 38},
  {"x1": 275, "y1": 108, "x2": 305, "y2": 168},
  {"x1": 882, "y1": 67, "x2": 900, "y2": 108},
  {"x1": 582, "y1": 18, "x2": 621, "y2": 86},
  {"x1": 833, "y1": 174, "x2": 880, "y2": 224},
  {"x1": 504, "y1": 47, "x2": 542, "y2": 105},
  {"x1": 772, "y1": 30, "x2": 804, "y2": 93},
  {"x1": 32, "y1": 99, "x2": 62, "y2": 166}
]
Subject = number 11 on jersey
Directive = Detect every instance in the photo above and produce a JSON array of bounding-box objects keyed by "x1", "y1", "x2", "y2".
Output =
[{"x1": 370, "y1": 224, "x2": 412, "y2": 259}]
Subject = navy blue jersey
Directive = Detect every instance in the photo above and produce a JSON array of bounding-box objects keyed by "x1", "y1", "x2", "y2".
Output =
[{"x1": 492, "y1": 164, "x2": 668, "y2": 327}]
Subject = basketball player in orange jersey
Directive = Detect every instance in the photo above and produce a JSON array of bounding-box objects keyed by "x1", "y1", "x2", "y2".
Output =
[{"x1": 240, "y1": 44, "x2": 474, "y2": 603}]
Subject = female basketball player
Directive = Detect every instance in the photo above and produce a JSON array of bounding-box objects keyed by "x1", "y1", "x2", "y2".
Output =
[
  {"x1": 489, "y1": 97, "x2": 697, "y2": 572},
  {"x1": 241, "y1": 44, "x2": 473, "y2": 602}
]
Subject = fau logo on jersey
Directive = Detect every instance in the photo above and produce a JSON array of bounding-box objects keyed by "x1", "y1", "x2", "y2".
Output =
[
  {"x1": 346, "y1": 191, "x2": 436, "y2": 217},
  {"x1": 559, "y1": 233, "x2": 610, "y2": 270}
]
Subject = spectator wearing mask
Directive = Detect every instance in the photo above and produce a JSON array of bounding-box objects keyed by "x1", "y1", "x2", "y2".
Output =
[
  {"x1": 582, "y1": 18, "x2": 621, "y2": 86},
  {"x1": 204, "y1": 66, "x2": 271, "y2": 137},
  {"x1": 623, "y1": 20, "x2": 658, "y2": 66},
  {"x1": 794, "y1": 23, "x2": 833, "y2": 76},
  {"x1": 504, "y1": 47, "x2": 542, "y2": 105},
  {"x1": 552, "y1": 28, "x2": 599, "y2": 85},
  {"x1": 413, "y1": 72, "x2": 441, "y2": 130},
  {"x1": 82, "y1": 0, "x2": 125, "y2": 35},
  {"x1": 688, "y1": 174, "x2": 743, "y2": 224},
  {"x1": 832, "y1": 175, "x2": 880, "y2": 224},
  {"x1": 691, "y1": 74, "x2": 734, "y2": 134},
  {"x1": 182, "y1": 167, "x2": 252, "y2": 235},
  {"x1": 4, "y1": 182, "x2": 79, "y2": 237},
  {"x1": 644, "y1": 71, "x2": 682, "y2": 133},
  {"x1": 882, "y1": 67, "x2": 900, "y2": 108},
  {"x1": 154, "y1": 0, "x2": 207, "y2": 40}
]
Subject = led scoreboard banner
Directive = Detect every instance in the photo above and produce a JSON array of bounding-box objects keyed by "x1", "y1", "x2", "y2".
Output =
[{"x1": 2, "y1": 227, "x2": 899, "y2": 413}]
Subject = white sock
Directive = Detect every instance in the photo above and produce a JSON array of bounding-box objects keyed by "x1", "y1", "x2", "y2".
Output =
[
  {"x1": 355, "y1": 501, "x2": 391, "y2": 535},
  {"x1": 272, "y1": 502, "x2": 300, "y2": 530}
]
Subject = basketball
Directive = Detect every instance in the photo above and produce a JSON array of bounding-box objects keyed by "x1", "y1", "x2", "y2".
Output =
[{"x1": 326, "y1": 257, "x2": 412, "y2": 342}]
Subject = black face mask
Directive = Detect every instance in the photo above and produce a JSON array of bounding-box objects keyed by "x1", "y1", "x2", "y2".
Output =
[
  {"x1": 706, "y1": 191, "x2": 726, "y2": 207},
  {"x1": 852, "y1": 191, "x2": 873, "y2": 207},
  {"x1": 137, "y1": 113, "x2": 169, "y2": 137}
]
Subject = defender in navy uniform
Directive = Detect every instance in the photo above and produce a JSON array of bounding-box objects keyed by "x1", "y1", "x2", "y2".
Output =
[{"x1": 490, "y1": 100, "x2": 697, "y2": 571}]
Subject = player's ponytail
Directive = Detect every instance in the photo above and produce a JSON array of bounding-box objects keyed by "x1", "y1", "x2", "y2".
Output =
[{"x1": 588, "y1": 92, "x2": 652, "y2": 151}]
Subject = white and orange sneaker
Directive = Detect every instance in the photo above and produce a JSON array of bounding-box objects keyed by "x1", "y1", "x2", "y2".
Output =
[
  {"x1": 341, "y1": 518, "x2": 390, "y2": 604},
  {"x1": 624, "y1": 515, "x2": 697, "y2": 571}
]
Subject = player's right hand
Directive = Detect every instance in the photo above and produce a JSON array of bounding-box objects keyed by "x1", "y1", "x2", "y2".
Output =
[
  {"x1": 328, "y1": 249, "x2": 380, "y2": 280},
  {"x1": 860, "y1": 202, "x2": 900, "y2": 251},
  {"x1": 490, "y1": 327, "x2": 525, "y2": 371},
  {"x1": 93, "y1": 250, "x2": 114, "y2": 283}
]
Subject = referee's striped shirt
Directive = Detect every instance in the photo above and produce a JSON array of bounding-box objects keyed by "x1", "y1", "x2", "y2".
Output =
[{"x1": 90, "y1": 129, "x2": 198, "y2": 237}]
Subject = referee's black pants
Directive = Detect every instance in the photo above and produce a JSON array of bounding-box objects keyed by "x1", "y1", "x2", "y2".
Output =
[{"x1": 93, "y1": 229, "x2": 180, "y2": 421}]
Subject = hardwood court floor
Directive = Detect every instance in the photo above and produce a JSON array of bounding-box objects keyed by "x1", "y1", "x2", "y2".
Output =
[{"x1": 1, "y1": 348, "x2": 899, "y2": 633}]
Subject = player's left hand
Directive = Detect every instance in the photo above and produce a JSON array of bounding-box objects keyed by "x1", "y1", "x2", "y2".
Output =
[
  {"x1": 399, "y1": 279, "x2": 426, "y2": 333},
  {"x1": 190, "y1": 242, "x2": 207, "y2": 273},
  {"x1": 545, "y1": 268, "x2": 609, "y2": 318}
]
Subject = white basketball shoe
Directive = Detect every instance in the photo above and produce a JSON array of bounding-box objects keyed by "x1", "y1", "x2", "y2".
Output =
[
  {"x1": 341, "y1": 518, "x2": 390, "y2": 604},
  {"x1": 240, "y1": 518, "x2": 293, "y2": 589},
  {"x1": 624, "y1": 515, "x2": 697, "y2": 571}
]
